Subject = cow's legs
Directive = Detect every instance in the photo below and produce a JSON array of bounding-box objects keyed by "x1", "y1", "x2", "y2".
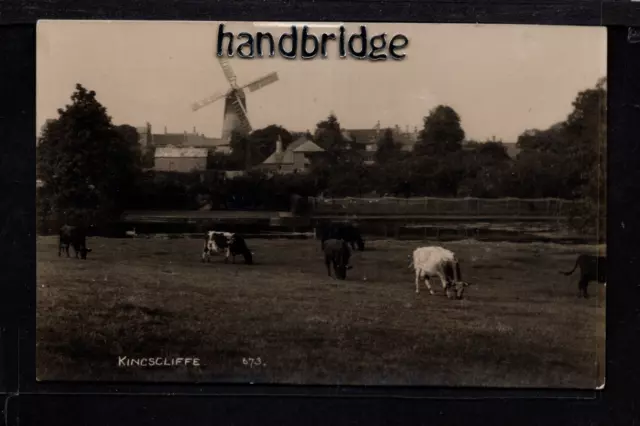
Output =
[
  {"x1": 423, "y1": 277, "x2": 435, "y2": 295},
  {"x1": 415, "y1": 270, "x2": 435, "y2": 294},
  {"x1": 578, "y1": 277, "x2": 589, "y2": 298},
  {"x1": 436, "y1": 272, "x2": 449, "y2": 294},
  {"x1": 58, "y1": 242, "x2": 62, "y2": 257},
  {"x1": 325, "y1": 258, "x2": 333, "y2": 278},
  {"x1": 65, "y1": 244, "x2": 70, "y2": 257}
]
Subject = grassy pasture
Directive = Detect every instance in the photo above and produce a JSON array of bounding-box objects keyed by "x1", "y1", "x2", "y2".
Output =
[{"x1": 36, "y1": 236, "x2": 605, "y2": 388}]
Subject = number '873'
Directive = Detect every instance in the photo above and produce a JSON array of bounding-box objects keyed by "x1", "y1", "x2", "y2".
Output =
[{"x1": 242, "y1": 357, "x2": 263, "y2": 367}]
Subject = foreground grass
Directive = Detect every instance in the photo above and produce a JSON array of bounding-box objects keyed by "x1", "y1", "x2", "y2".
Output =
[{"x1": 36, "y1": 236, "x2": 605, "y2": 388}]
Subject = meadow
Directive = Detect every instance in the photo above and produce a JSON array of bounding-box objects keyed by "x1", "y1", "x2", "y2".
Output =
[{"x1": 36, "y1": 235, "x2": 605, "y2": 388}]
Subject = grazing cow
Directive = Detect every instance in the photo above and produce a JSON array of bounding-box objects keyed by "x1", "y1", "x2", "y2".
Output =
[
  {"x1": 323, "y1": 239, "x2": 352, "y2": 280},
  {"x1": 319, "y1": 222, "x2": 365, "y2": 252},
  {"x1": 58, "y1": 225, "x2": 92, "y2": 260},
  {"x1": 409, "y1": 246, "x2": 470, "y2": 299},
  {"x1": 560, "y1": 254, "x2": 606, "y2": 298},
  {"x1": 202, "y1": 230, "x2": 253, "y2": 265}
]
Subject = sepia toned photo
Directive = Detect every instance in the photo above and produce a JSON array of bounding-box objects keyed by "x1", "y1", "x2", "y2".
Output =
[{"x1": 36, "y1": 21, "x2": 606, "y2": 388}]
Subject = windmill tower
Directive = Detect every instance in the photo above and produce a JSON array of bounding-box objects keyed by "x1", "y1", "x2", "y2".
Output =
[{"x1": 191, "y1": 56, "x2": 280, "y2": 153}]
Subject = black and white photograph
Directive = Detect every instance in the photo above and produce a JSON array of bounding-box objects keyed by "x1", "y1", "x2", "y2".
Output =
[{"x1": 36, "y1": 21, "x2": 606, "y2": 388}]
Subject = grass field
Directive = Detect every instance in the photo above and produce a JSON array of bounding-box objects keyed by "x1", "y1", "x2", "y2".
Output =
[{"x1": 36, "y1": 236, "x2": 605, "y2": 388}]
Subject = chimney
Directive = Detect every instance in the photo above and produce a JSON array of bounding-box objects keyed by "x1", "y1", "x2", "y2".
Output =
[
  {"x1": 276, "y1": 136, "x2": 283, "y2": 154},
  {"x1": 193, "y1": 126, "x2": 196, "y2": 134},
  {"x1": 164, "y1": 126, "x2": 167, "y2": 134}
]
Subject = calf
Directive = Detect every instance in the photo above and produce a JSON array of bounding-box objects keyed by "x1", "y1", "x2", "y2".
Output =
[
  {"x1": 323, "y1": 239, "x2": 351, "y2": 280},
  {"x1": 410, "y1": 246, "x2": 470, "y2": 299},
  {"x1": 560, "y1": 254, "x2": 606, "y2": 298},
  {"x1": 320, "y1": 222, "x2": 365, "y2": 252},
  {"x1": 58, "y1": 225, "x2": 92, "y2": 260},
  {"x1": 202, "y1": 230, "x2": 253, "y2": 265}
]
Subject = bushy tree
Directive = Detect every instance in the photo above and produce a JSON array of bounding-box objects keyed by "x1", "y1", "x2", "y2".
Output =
[
  {"x1": 414, "y1": 105, "x2": 465, "y2": 156},
  {"x1": 36, "y1": 84, "x2": 142, "y2": 227},
  {"x1": 374, "y1": 128, "x2": 401, "y2": 164},
  {"x1": 458, "y1": 140, "x2": 511, "y2": 198}
]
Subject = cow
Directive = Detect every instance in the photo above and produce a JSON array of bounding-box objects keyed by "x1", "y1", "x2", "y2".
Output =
[
  {"x1": 58, "y1": 225, "x2": 92, "y2": 260},
  {"x1": 409, "y1": 246, "x2": 470, "y2": 299},
  {"x1": 319, "y1": 222, "x2": 365, "y2": 252},
  {"x1": 202, "y1": 230, "x2": 253, "y2": 265},
  {"x1": 323, "y1": 239, "x2": 352, "y2": 280},
  {"x1": 560, "y1": 254, "x2": 606, "y2": 298}
]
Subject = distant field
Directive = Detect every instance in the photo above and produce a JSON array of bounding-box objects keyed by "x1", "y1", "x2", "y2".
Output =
[{"x1": 36, "y1": 236, "x2": 605, "y2": 388}]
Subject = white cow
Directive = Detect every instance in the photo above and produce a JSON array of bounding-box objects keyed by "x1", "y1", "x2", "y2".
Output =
[{"x1": 409, "y1": 246, "x2": 471, "y2": 299}]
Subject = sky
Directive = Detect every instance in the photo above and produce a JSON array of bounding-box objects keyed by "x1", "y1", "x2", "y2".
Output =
[{"x1": 36, "y1": 21, "x2": 606, "y2": 142}]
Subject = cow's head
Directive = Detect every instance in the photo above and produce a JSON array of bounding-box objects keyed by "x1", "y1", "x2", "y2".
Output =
[
  {"x1": 79, "y1": 247, "x2": 92, "y2": 260},
  {"x1": 445, "y1": 281, "x2": 471, "y2": 300}
]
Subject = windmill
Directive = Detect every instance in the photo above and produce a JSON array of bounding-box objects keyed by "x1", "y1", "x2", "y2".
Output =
[{"x1": 190, "y1": 56, "x2": 280, "y2": 157}]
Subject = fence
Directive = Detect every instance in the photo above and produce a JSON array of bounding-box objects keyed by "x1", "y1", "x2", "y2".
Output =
[{"x1": 309, "y1": 196, "x2": 582, "y2": 217}]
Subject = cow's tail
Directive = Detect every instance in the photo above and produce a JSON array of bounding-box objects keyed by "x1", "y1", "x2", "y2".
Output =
[
  {"x1": 408, "y1": 255, "x2": 414, "y2": 269},
  {"x1": 560, "y1": 256, "x2": 579, "y2": 276}
]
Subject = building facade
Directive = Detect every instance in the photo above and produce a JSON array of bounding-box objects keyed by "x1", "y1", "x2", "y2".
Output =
[
  {"x1": 259, "y1": 136, "x2": 325, "y2": 174},
  {"x1": 154, "y1": 146, "x2": 208, "y2": 173}
]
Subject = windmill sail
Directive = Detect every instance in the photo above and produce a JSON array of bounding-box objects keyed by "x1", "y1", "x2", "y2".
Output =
[
  {"x1": 191, "y1": 91, "x2": 227, "y2": 111},
  {"x1": 242, "y1": 72, "x2": 279, "y2": 93},
  {"x1": 218, "y1": 57, "x2": 238, "y2": 86}
]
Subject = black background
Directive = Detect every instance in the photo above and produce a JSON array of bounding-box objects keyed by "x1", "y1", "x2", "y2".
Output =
[{"x1": 1, "y1": 2, "x2": 640, "y2": 425}]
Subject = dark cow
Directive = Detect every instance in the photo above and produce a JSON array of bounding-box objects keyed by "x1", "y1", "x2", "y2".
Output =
[
  {"x1": 319, "y1": 222, "x2": 365, "y2": 252},
  {"x1": 202, "y1": 230, "x2": 253, "y2": 265},
  {"x1": 560, "y1": 254, "x2": 606, "y2": 298},
  {"x1": 58, "y1": 225, "x2": 92, "y2": 260},
  {"x1": 323, "y1": 239, "x2": 352, "y2": 280}
]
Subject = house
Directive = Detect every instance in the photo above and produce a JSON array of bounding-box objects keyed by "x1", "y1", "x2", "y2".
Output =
[
  {"x1": 154, "y1": 145, "x2": 208, "y2": 173},
  {"x1": 342, "y1": 124, "x2": 419, "y2": 164},
  {"x1": 258, "y1": 136, "x2": 325, "y2": 174},
  {"x1": 138, "y1": 123, "x2": 228, "y2": 152}
]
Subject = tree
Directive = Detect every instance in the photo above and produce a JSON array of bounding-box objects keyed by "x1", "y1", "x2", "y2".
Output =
[
  {"x1": 374, "y1": 128, "x2": 401, "y2": 164},
  {"x1": 414, "y1": 105, "x2": 465, "y2": 156},
  {"x1": 36, "y1": 84, "x2": 142, "y2": 227},
  {"x1": 516, "y1": 123, "x2": 567, "y2": 155},
  {"x1": 249, "y1": 124, "x2": 294, "y2": 164},
  {"x1": 564, "y1": 77, "x2": 607, "y2": 237},
  {"x1": 314, "y1": 113, "x2": 350, "y2": 157},
  {"x1": 458, "y1": 140, "x2": 511, "y2": 197},
  {"x1": 228, "y1": 130, "x2": 253, "y2": 170}
]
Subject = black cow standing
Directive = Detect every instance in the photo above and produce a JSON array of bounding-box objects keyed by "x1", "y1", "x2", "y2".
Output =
[
  {"x1": 323, "y1": 239, "x2": 352, "y2": 280},
  {"x1": 58, "y1": 225, "x2": 92, "y2": 260},
  {"x1": 560, "y1": 254, "x2": 606, "y2": 298},
  {"x1": 319, "y1": 222, "x2": 365, "y2": 252}
]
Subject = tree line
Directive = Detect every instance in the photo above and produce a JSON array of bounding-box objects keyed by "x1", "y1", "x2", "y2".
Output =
[{"x1": 36, "y1": 79, "x2": 606, "y2": 235}]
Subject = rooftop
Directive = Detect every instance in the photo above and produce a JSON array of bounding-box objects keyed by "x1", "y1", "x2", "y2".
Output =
[
  {"x1": 262, "y1": 136, "x2": 324, "y2": 165},
  {"x1": 154, "y1": 146, "x2": 208, "y2": 158}
]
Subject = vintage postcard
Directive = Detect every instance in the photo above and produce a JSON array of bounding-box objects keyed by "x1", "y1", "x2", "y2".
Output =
[{"x1": 36, "y1": 20, "x2": 606, "y2": 387}]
